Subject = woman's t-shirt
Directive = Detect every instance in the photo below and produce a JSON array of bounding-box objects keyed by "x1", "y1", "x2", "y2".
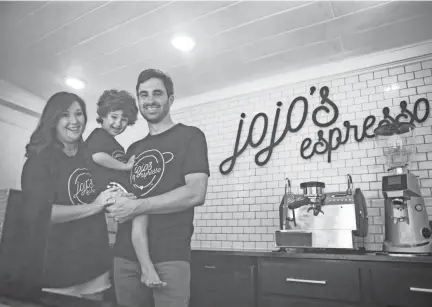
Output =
[
  {"x1": 85, "y1": 128, "x2": 131, "y2": 193},
  {"x1": 21, "y1": 144, "x2": 111, "y2": 288}
]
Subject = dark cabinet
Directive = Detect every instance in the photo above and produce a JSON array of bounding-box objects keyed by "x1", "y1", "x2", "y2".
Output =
[
  {"x1": 369, "y1": 266, "x2": 432, "y2": 307},
  {"x1": 190, "y1": 250, "x2": 432, "y2": 307},
  {"x1": 190, "y1": 253, "x2": 256, "y2": 307}
]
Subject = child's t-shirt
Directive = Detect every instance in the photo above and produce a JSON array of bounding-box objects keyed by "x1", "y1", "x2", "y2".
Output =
[{"x1": 85, "y1": 128, "x2": 132, "y2": 194}]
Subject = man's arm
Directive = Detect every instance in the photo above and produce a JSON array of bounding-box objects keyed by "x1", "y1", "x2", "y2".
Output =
[
  {"x1": 108, "y1": 173, "x2": 208, "y2": 222},
  {"x1": 107, "y1": 127, "x2": 210, "y2": 222},
  {"x1": 137, "y1": 173, "x2": 208, "y2": 215}
]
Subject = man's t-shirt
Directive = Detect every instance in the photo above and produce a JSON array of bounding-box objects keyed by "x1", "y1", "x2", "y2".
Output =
[
  {"x1": 114, "y1": 123, "x2": 210, "y2": 264},
  {"x1": 85, "y1": 128, "x2": 131, "y2": 193}
]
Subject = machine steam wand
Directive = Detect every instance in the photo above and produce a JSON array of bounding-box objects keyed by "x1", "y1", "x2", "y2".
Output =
[
  {"x1": 283, "y1": 178, "x2": 297, "y2": 228},
  {"x1": 346, "y1": 174, "x2": 353, "y2": 195}
]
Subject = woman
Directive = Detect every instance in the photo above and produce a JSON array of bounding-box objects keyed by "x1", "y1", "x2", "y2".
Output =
[{"x1": 21, "y1": 92, "x2": 119, "y2": 299}]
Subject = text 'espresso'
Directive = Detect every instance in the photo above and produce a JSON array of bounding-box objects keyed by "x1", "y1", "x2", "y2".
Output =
[{"x1": 219, "y1": 86, "x2": 430, "y2": 175}]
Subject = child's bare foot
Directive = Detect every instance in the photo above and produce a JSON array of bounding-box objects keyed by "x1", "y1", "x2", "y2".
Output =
[{"x1": 141, "y1": 268, "x2": 167, "y2": 288}]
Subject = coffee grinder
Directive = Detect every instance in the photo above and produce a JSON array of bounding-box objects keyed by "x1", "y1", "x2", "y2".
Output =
[{"x1": 374, "y1": 122, "x2": 432, "y2": 254}]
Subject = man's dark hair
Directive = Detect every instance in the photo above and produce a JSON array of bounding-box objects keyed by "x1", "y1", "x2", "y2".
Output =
[{"x1": 136, "y1": 69, "x2": 174, "y2": 97}]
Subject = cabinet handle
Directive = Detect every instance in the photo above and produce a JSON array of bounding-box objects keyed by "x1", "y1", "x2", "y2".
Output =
[
  {"x1": 204, "y1": 265, "x2": 216, "y2": 269},
  {"x1": 410, "y1": 287, "x2": 432, "y2": 293},
  {"x1": 286, "y1": 277, "x2": 327, "y2": 285}
]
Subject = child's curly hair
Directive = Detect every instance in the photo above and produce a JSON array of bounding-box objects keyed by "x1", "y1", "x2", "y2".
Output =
[{"x1": 96, "y1": 89, "x2": 138, "y2": 125}]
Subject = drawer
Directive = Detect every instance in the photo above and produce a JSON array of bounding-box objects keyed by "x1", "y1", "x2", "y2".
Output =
[
  {"x1": 190, "y1": 253, "x2": 256, "y2": 306},
  {"x1": 259, "y1": 259, "x2": 361, "y2": 302},
  {"x1": 371, "y1": 267, "x2": 432, "y2": 307},
  {"x1": 261, "y1": 296, "x2": 361, "y2": 307},
  {"x1": 191, "y1": 263, "x2": 255, "y2": 295},
  {"x1": 191, "y1": 253, "x2": 254, "y2": 272}
]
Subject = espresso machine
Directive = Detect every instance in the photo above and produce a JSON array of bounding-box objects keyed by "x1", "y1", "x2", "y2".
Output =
[
  {"x1": 275, "y1": 175, "x2": 368, "y2": 250},
  {"x1": 374, "y1": 122, "x2": 432, "y2": 254}
]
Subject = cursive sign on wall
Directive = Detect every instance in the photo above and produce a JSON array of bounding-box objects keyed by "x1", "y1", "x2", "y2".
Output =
[{"x1": 219, "y1": 86, "x2": 430, "y2": 175}]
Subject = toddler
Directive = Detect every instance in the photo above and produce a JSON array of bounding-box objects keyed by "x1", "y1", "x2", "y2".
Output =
[{"x1": 86, "y1": 89, "x2": 165, "y2": 288}]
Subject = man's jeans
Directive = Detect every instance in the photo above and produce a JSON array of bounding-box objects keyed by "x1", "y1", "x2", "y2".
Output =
[{"x1": 113, "y1": 257, "x2": 190, "y2": 307}]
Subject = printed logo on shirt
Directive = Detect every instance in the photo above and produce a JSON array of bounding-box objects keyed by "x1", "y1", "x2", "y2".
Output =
[
  {"x1": 112, "y1": 150, "x2": 126, "y2": 163},
  {"x1": 68, "y1": 168, "x2": 96, "y2": 205},
  {"x1": 130, "y1": 149, "x2": 173, "y2": 196}
]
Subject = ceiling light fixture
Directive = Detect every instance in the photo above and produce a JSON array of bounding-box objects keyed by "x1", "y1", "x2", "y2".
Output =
[
  {"x1": 171, "y1": 35, "x2": 195, "y2": 52},
  {"x1": 65, "y1": 77, "x2": 85, "y2": 90}
]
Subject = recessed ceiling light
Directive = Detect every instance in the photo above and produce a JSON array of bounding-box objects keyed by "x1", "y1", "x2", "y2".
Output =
[
  {"x1": 171, "y1": 35, "x2": 195, "y2": 52},
  {"x1": 65, "y1": 77, "x2": 85, "y2": 90}
]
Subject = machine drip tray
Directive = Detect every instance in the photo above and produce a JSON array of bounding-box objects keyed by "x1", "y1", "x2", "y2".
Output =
[
  {"x1": 274, "y1": 247, "x2": 368, "y2": 255},
  {"x1": 375, "y1": 251, "x2": 432, "y2": 257}
]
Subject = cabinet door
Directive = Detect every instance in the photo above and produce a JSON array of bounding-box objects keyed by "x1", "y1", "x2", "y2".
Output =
[
  {"x1": 370, "y1": 267, "x2": 432, "y2": 307},
  {"x1": 261, "y1": 296, "x2": 361, "y2": 307},
  {"x1": 190, "y1": 254, "x2": 256, "y2": 307}
]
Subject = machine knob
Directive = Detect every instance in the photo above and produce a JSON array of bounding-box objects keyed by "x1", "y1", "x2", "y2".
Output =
[
  {"x1": 415, "y1": 204, "x2": 424, "y2": 212},
  {"x1": 421, "y1": 227, "x2": 432, "y2": 239}
]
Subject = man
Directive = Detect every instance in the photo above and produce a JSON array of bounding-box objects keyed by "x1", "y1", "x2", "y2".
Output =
[{"x1": 107, "y1": 68, "x2": 210, "y2": 307}]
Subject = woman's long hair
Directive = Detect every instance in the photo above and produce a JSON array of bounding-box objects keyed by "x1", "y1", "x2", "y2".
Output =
[{"x1": 25, "y1": 92, "x2": 88, "y2": 157}]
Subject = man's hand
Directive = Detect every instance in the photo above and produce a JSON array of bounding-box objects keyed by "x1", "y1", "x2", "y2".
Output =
[
  {"x1": 105, "y1": 196, "x2": 139, "y2": 223},
  {"x1": 118, "y1": 191, "x2": 137, "y2": 199}
]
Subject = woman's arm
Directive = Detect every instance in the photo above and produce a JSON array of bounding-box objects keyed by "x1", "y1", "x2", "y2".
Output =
[
  {"x1": 50, "y1": 204, "x2": 102, "y2": 224},
  {"x1": 22, "y1": 154, "x2": 118, "y2": 224},
  {"x1": 50, "y1": 187, "x2": 119, "y2": 224}
]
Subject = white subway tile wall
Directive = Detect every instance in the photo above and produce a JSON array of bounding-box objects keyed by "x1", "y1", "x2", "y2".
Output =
[{"x1": 174, "y1": 59, "x2": 432, "y2": 251}]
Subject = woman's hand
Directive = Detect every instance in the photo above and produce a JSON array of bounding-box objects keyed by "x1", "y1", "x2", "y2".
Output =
[
  {"x1": 106, "y1": 182, "x2": 136, "y2": 199},
  {"x1": 93, "y1": 186, "x2": 120, "y2": 211}
]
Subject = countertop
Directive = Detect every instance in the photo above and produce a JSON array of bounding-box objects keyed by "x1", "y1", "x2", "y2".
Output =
[{"x1": 192, "y1": 247, "x2": 432, "y2": 263}]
